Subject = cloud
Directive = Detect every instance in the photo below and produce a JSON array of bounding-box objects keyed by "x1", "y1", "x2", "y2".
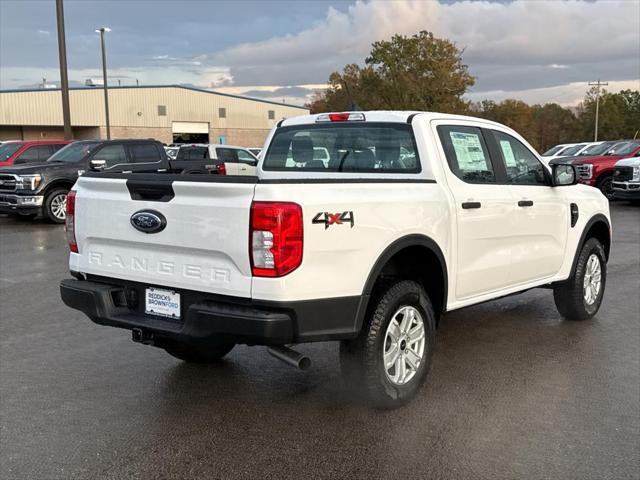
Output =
[
  {"x1": 0, "y1": 65, "x2": 234, "y2": 90},
  {"x1": 204, "y1": 0, "x2": 639, "y2": 95}
]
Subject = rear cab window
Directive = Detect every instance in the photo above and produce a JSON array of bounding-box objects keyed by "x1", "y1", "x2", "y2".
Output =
[
  {"x1": 262, "y1": 123, "x2": 420, "y2": 173},
  {"x1": 16, "y1": 145, "x2": 53, "y2": 163},
  {"x1": 176, "y1": 146, "x2": 209, "y2": 161}
]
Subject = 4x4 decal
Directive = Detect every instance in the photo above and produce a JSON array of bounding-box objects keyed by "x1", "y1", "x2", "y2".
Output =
[{"x1": 312, "y1": 211, "x2": 354, "y2": 229}]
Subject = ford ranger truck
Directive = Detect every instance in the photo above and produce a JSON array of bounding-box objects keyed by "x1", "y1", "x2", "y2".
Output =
[{"x1": 60, "y1": 111, "x2": 611, "y2": 408}]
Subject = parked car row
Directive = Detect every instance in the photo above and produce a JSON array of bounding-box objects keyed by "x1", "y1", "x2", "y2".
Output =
[
  {"x1": 543, "y1": 139, "x2": 640, "y2": 200},
  {"x1": 0, "y1": 139, "x2": 262, "y2": 223}
]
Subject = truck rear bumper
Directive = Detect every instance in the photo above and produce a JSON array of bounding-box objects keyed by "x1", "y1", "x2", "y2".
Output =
[{"x1": 60, "y1": 277, "x2": 366, "y2": 345}]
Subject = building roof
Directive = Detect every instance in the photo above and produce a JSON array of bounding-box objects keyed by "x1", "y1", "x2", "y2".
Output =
[{"x1": 0, "y1": 84, "x2": 308, "y2": 111}]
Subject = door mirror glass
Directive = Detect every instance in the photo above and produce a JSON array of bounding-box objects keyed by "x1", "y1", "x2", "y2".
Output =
[
  {"x1": 552, "y1": 163, "x2": 577, "y2": 186},
  {"x1": 90, "y1": 159, "x2": 107, "y2": 171}
]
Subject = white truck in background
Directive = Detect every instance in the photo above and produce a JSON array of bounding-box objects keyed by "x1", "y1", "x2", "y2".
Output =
[{"x1": 60, "y1": 111, "x2": 611, "y2": 408}]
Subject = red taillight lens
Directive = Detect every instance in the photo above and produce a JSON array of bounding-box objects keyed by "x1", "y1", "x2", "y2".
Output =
[
  {"x1": 65, "y1": 190, "x2": 78, "y2": 253},
  {"x1": 250, "y1": 202, "x2": 303, "y2": 277},
  {"x1": 329, "y1": 113, "x2": 351, "y2": 122},
  {"x1": 216, "y1": 163, "x2": 227, "y2": 175}
]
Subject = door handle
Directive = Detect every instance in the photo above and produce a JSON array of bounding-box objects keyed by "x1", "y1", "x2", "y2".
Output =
[
  {"x1": 461, "y1": 202, "x2": 482, "y2": 209},
  {"x1": 518, "y1": 200, "x2": 534, "y2": 207}
]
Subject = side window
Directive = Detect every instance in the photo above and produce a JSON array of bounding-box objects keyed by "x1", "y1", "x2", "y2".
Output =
[
  {"x1": 437, "y1": 125, "x2": 495, "y2": 183},
  {"x1": 93, "y1": 144, "x2": 127, "y2": 167},
  {"x1": 492, "y1": 131, "x2": 547, "y2": 186},
  {"x1": 52, "y1": 144, "x2": 67, "y2": 153},
  {"x1": 130, "y1": 144, "x2": 161, "y2": 163},
  {"x1": 217, "y1": 148, "x2": 239, "y2": 162},
  {"x1": 237, "y1": 149, "x2": 256, "y2": 164},
  {"x1": 16, "y1": 146, "x2": 52, "y2": 163}
]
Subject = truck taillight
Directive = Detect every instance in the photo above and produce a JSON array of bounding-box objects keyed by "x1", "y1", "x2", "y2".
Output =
[
  {"x1": 250, "y1": 202, "x2": 303, "y2": 277},
  {"x1": 316, "y1": 112, "x2": 365, "y2": 122},
  {"x1": 65, "y1": 190, "x2": 78, "y2": 253},
  {"x1": 216, "y1": 163, "x2": 227, "y2": 175}
]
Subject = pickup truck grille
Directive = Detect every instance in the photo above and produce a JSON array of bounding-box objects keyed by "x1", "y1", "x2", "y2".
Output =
[
  {"x1": 613, "y1": 166, "x2": 633, "y2": 182},
  {"x1": 0, "y1": 174, "x2": 18, "y2": 192},
  {"x1": 575, "y1": 164, "x2": 592, "y2": 180}
]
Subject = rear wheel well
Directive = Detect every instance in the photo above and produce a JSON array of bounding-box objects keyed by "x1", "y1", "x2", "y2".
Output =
[{"x1": 370, "y1": 245, "x2": 446, "y2": 323}]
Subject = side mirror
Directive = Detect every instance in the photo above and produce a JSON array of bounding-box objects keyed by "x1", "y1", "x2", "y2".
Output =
[
  {"x1": 90, "y1": 159, "x2": 107, "y2": 171},
  {"x1": 13, "y1": 158, "x2": 26, "y2": 165},
  {"x1": 552, "y1": 163, "x2": 577, "y2": 186}
]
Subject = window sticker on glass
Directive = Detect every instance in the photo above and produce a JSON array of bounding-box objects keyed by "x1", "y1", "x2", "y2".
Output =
[
  {"x1": 500, "y1": 140, "x2": 517, "y2": 167},
  {"x1": 449, "y1": 132, "x2": 488, "y2": 170}
]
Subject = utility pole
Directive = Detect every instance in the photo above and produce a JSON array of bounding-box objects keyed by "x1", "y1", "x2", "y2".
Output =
[
  {"x1": 588, "y1": 79, "x2": 608, "y2": 141},
  {"x1": 55, "y1": 0, "x2": 72, "y2": 140},
  {"x1": 96, "y1": 27, "x2": 111, "y2": 139}
]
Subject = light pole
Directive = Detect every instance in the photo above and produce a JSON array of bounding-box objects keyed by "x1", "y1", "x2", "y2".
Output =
[
  {"x1": 55, "y1": 0, "x2": 72, "y2": 140},
  {"x1": 588, "y1": 79, "x2": 608, "y2": 142},
  {"x1": 96, "y1": 27, "x2": 111, "y2": 139}
]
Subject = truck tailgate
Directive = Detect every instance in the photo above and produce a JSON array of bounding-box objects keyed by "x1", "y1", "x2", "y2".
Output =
[{"x1": 70, "y1": 175, "x2": 256, "y2": 298}]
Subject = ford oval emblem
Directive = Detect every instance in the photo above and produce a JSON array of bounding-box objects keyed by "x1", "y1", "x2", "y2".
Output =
[{"x1": 130, "y1": 210, "x2": 166, "y2": 234}]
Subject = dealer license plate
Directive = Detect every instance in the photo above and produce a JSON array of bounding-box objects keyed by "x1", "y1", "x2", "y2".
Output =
[{"x1": 145, "y1": 287, "x2": 181, "y2": 319}]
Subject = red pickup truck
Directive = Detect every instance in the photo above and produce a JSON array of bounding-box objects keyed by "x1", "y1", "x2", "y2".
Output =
[
  {"x1": 571, "y1": 140, "x2": 640, "y2": 199},
  {"x1": 0, "y1": 140, "x2": 73, "y2": 168}
]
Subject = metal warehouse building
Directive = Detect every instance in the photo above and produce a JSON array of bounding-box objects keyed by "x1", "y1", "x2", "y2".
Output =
[{"x1": 0, "y1": 85, "x2": 309, "y2": 146}]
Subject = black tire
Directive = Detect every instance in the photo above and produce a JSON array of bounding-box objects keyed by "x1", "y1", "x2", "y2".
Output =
[
  {"x1": 553, "y1": 237, "x2": 607, "y2": 321},
  {"x1": 340, "y1": 279, "x2": 436, "y2": 408},
  {"x1": 596, "y1": 175, "x2": 615, "y2": 201},
  {"x1": 43, "y1": 187, "x2": 69, "y2": 224},
  {"x1": 163, "y1": 340, "x2": 235, "y2": 364}
]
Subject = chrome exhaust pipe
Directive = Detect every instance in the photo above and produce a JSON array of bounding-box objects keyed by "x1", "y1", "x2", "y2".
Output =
[{"x1": 267, "y1": 346, "x2": 311, "y2": 371}]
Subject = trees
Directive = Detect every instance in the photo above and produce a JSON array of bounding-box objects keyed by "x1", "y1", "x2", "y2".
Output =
[
  {"x1": 307, "y1": 31, "x2": 474, "y2": 114},
  {"x1": 307, "y1": 31, "x2": 639, "y2": 153},
  {"x1": 577, "y1": 88, "x2": 640, "y2": 141}
]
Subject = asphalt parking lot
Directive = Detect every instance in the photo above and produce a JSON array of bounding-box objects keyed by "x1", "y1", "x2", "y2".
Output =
[{"x1": 0, "y1": 203, "x2": 638, "y2": 480}]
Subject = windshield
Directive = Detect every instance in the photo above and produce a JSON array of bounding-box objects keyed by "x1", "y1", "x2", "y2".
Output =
[
  {"x1": 542, "y1": 145, "x2": 564, "y2": 156},
  {"x1": 0, "y1": 142, "x2": 23, "y2": 160},
  {"x1": 607, "y1": 141, "x2": 639, "y2": 156},
  {"x1": 580, "y1": 142, "x2": 614, "y2": 156},
  {"x1": 48, "y1": 141, "x2": 100, "y2": 163},
  {"x1": 263, "y1": 123, "x2": 420, "y2": 173},
  {"x1": 559, "y1": 143, "x2": 587, "y2": 157}
]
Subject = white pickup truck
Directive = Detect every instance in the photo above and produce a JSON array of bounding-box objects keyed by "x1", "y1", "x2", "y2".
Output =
[{"x1": 60, "y1": 111, "x2": 611, "y2": 408}]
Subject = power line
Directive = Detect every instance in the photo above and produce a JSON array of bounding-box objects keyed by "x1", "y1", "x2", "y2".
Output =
[{"x1": 588, "y1": 80, "x2": 608, "y2": 141}]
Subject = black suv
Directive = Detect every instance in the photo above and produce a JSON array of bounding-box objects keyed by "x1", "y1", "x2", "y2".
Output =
[{"x1": 0, "y1": 139, "x2": 167, "y2": 223}]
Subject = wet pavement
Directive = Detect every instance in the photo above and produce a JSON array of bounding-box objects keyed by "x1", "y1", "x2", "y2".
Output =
[{"x1": 1, "y1": 203, "x2": 638, "y2": 479}]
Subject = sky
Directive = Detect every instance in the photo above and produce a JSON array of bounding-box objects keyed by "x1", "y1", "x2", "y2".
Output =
[{"x1": 0, "y1": 0, "x2": 638, "y2": 107}]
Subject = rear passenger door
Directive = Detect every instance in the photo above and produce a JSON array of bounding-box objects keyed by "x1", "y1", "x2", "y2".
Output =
[
  {"x1": 436, "y1": 124, "x2": 515, "y2": 300},
  {"x1": 487, "y1": 129, "x2": 568, "y2": 284}
]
